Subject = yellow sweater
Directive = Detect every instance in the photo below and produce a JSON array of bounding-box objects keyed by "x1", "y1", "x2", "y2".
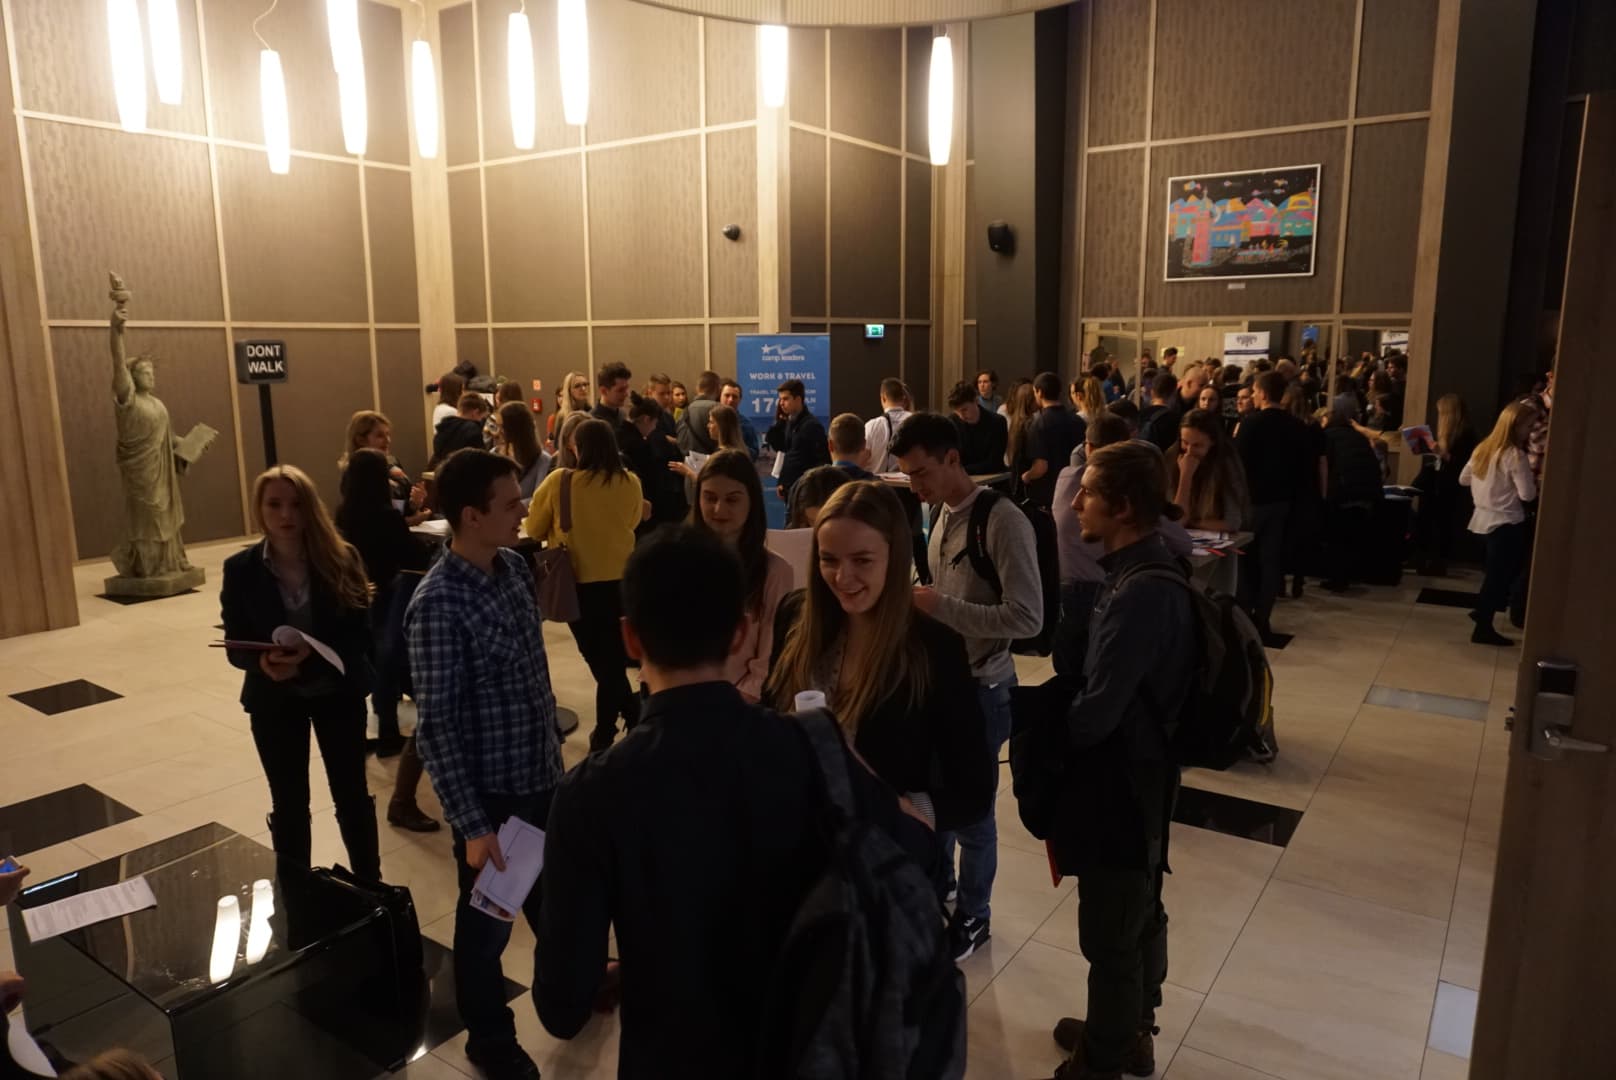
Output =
[{"x1": 522, "y1": 468, "x2": 644, "y2": 583}]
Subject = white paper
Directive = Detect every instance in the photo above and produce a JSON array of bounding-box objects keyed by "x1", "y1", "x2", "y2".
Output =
[
  {"x1": 6, "y1": 1012, "x2": 55, "y2": 1077},
  {"x1": 411, "y1": 517, "x2": 451, "y2": 537},
  {"x1": 21, "y1": 876, "x2": 157, "y2": 943},
  {"x1": 469, "y1": 817, "x2": 546, "y2": 922},
  {"x1": 685, "y1": 451, "x2": 709, "y2": 475},
  {"x1": 770, "y1": 450, "x2": 786, "y2": 479},
  {"x1": 271, "y1": 625, "x2": 346, "y2": 676}
]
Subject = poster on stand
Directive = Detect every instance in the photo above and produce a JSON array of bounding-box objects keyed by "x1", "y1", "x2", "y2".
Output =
[
  {"x1": 736, "y1": 333, "x2": 831, "y2": 528},
  {"x1": 1223, "y1": 331, "x2": 1272, "y2": 365},
  {"x1": 1165, "y1": 164, "x2": 1321, "y2": 281}
]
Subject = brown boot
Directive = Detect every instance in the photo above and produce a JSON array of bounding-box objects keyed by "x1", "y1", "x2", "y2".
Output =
[
  {"x1": 386, "y1": 738, "x2": 440, "y2": 833},
  {"x1": 1050, "y1": 1018, "x2": 1155, "y2": 1077}
]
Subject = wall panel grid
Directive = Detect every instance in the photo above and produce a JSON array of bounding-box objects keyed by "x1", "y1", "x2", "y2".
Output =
[
  {"x1": 1072, "y1": 0, "x2": 1434, "y2": 351},
  {"x1": 6, "y1": 0, "x2": 421, "y2": 558}
]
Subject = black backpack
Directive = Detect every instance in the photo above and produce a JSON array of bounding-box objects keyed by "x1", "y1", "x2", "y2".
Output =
[
  {"x1": 963, "y1": 489, "x2": 1061, "y2": 657},
  {"x1": 1116, "y1": 565, "x2": 1278, "y2": 769},
  {"x1": 756, "y1": 710, "x2": 966, "y2": 1080}
]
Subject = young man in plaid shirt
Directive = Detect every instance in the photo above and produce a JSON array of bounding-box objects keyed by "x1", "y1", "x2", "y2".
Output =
[{"x1": 407, "y1": 448, "x2": 563, "y2": 1080}]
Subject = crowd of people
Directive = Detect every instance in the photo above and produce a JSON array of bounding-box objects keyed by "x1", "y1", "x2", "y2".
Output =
[{"x1": 7, "y1": 348, "x2": 1546, "y2": 1080}]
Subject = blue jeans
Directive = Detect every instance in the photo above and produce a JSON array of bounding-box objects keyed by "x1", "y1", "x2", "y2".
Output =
[{"x1": 944, "y1": 677, "x2": 1015, "y2": 921}]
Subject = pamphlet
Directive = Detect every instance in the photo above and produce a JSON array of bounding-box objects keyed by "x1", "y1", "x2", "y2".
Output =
[
  {"x1": 21, "y1": 876, "x2": 157, "y2": 943},
  {"x1": 1401, "y1": 424, "x2": 1435, "y2": 455},
  {"x1": 469, "y1": 817, "x2": 546, "y2": 922},
  {"x1": 271, "y1": 625, "x2": 345, "y2": 675}
]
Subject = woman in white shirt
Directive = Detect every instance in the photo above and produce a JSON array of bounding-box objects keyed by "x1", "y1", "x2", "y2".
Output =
[{"x1": 1460, "y1": 398, "x2": 1538, "y2": 646}]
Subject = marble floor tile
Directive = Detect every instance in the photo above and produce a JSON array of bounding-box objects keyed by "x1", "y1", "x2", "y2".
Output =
[
  {"x1": 0, "y1": 784, "x2": 139, "y2": 855},
  {"x1": 11, "y1": 839, "x2": 96, "y2": 885},
  {"x1": 1375, "y1": 638, "x2": 1499, "y2": 703},
  {"x1": 1173, "y1": 787, "x2": 1303, "y2": 847},
  {"x1": 1365, "y1": 685, "x2": 1489, "y2": 722},
  {"x1": 93, "y1": 744, "x2": 266, "y2": 814},
  {"x1": 432, "y1": 986, "x2": 620, "y2": 1080},
  {"x1": 965, "y1": 938, "x2": 1203, "y2": 1080},
  {"x1": 1421, "y1": 1047, "x2": 1470, "y2": 1080},
  {"x1": 1177, "y1": 702, "x2": 1355, "y2": 813},
  {"x1": 1439, "y1": 838, "x2": 1497, "y2": 991},
  {"x1": 955, "y1": 844, "x2": 1075, "y2": 1003},
  {"x1": 1427, "y1": 980, "x2": 1477, "y2": 1059},
  {"x1": 1166, "y1": 1047, "x2": 1289, "y2": 1079},
  {"x1": 1316, "y1": 705, "x2": 1483, "y2": 817},
  {"x1": 1185, "y1": 879, "x2": 1447, "y2": 1080},
  {"x1": 8, "y1": 679, "x2": 122, "y2": 715}
]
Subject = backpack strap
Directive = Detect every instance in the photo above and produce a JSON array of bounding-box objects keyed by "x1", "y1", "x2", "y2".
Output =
[
  {"x1": 796, "y1": 708, "x2": 855, "y2": 818},
  {"x1": 559, "y1": 469, "x2": 574, "y2": 535},
  {"x1": 954, "y1": 489, "x2": 1004, "y2": 598}
]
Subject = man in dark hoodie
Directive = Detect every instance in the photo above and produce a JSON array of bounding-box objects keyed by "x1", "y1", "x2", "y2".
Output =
[
  {"x1": 431, "y1": 393, "x2": 490, "y2": 468},
  {"x1": 765, "y1": 378, "x2": 829, "y2": 499}
]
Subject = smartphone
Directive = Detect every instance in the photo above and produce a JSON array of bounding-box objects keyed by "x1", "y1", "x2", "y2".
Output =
[{"x1": 0, "y1": 857, "x2": 17, "y2": 873}]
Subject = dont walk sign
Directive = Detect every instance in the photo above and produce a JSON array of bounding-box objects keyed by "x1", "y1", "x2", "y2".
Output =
[{"x1": 234, "y1": 340, "x2": 288, "y2": 384}]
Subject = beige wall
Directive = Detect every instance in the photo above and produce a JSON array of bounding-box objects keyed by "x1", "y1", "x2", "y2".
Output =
[{"x1": 9, "y1": 0, "x2": 421, "y2": 559}]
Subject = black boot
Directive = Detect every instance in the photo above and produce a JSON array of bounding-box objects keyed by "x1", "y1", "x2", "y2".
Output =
[
  {"x1": 266, "y1": 810, "x2": 312, "y2": 871},
  {"x1": 1469, "y1": 611, "x2": 1514, "y2": 647},
  {"x1": 335, "y1": 796, "x2": 383, "y2": 882}
]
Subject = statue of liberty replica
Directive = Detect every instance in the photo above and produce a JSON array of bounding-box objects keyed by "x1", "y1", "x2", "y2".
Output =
[{"x1": 105, "y1": 272, "x2": 217, "y2": 597}]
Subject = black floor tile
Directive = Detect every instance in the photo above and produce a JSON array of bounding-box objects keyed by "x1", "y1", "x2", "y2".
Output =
[
  {"x1": 1417, "y1": 587, "x2": 1482, "y2": 609},
  {"x1": 94, "y1": 589, "x2": 199, "y2": 605},
  {"x1": 0, "y1": 784, "x2": 140, "y2": 856},
  {"x1": 9, "y1": 679, "x2": 123, "y2": 715},
  {"x1": 1174, "y1": 786, "x2": 1303, "y2": 848},
  {"x1": 419, "y1": 937, "x2": 526, "y2": 1053},
  {"x1": 1262, "y1": 632, "x2": 1294, "y2": 650}
]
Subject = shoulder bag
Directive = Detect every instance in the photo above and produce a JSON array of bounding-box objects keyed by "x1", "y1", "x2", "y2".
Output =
[{"x1": 532, "y1": 470, "x2": 581, "y2": 623}]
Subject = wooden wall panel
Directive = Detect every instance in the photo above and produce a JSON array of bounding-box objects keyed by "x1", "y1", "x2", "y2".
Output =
[
  {"x1": 1342, "y1": 120, "x2": 1429, "y2": 314},
  {"x1": 376, "y1": 330, "x2": 428, "y2": 477},
  {"x1": 829, "y1": 141, "x2": 901, "y2": 317},
  {"x1": 447, "y1": 169, "x2": 487, "y2": 322},
  {"x1": 588, "y1": 138, "x2": 705, "y2": 320},
  {"x1": 477, "y1": 0, "x2": 572, "y2": 160},
  {"x1": 964, "y1": 162, "x2": 977, "y2": 320},
  {"x1": 827, "y1": 28, "x2": 902, "y2": 146},
  {"x1": 10, "y1": 0, "x2": 206, "y2": 135},
  {"x1": 492, "y1": 329, "x2": 590, "y2": 409},
  {"x1": 454, "y1": 328, "x2": 490, "y2": 376},
  {"x1": 1085, "y1": 0, "x2": 1151, "y2": 147},
  {"x1": 705, "y1": 17, "x2": 758, "y2": 126},
  {"x1": 1358, "y1": 0, "x2": 1439, "y2": 118},
  {"x1": 440, "y1": 2, "x2": 480, "y2": 168},
  {"x1": 828, "y1": 323, "x2": 891, "y2": 419},
  {"x1": 790, "y1": 128, "x2": 827, "y2": 317},
  {"x1": 906, "y1": 158, "x2": 932, "y2": 319},
  {"x1": 707, "y1": 127, "x2": 759, "y2": 318},
  {"x1": 1143, "y1": 128, "x2": 1345, "y2": 317},
  {"x1": 591, "y1": 325, "x2": 707, "y2": 388},
  {"x1": 366, "y1": 167, "x2": 420, "y2": 324},
  {"x1": 906, "y1": 29, "x2": 931, "y2": 156},
  {"x1": 485, "y1": 155, "x2": 588, "y2": 323},
  {"x1": 709, "y1": 323, "x2": 757, "y2": 375},
  {"x1": 587, "y1": 0, "x2": 702, "y2": 144},
  {"x1": 963, "y1": 323, "x2": 978, "y2": 379},
  {"x1": 204, "y1": 0, "x2": 347, "y2": 157},
  {"x1": 26, "y1": 120, "x2": 222, "y2": 322},
  {"x1": 790, "y1": 29, "x2": 827, "y2": 129},
  {"x1": 217, "y1": 147, "x2": 368, "y2": 324},
  {"x1": 905, "y1": 325, "x2": 931, "y2": 409},
  {"x1": 52, "y1": 327, "x2": 241, "y2": 557},
  {"x1": 234, "y1": 329, "x2": 372, "y2": 499},
  {"x1": 1152, "y1": 0, "x2": 1355, "y2": 140},
  {"x1": 1080, "y1": 147, "x2": 1143, "y2": 316},
  {"x1": 359, "y1": 1, "x2": 411, "y2": 167}
]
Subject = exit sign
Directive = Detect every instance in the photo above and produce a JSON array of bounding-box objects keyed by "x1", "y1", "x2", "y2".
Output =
[
  {"x1": 234, "y1": 340, "x2": 288, "y2": 384},
  {"x1": 864, "y1": 324, "x2": 886, "y2": 340}
]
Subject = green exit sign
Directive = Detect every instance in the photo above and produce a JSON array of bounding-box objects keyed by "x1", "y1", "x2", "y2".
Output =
[{"x1": 864, "y1": 324, "x2": 886, "y2": 340}]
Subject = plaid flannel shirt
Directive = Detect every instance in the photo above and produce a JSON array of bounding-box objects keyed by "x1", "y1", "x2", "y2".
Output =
[{"x1": 406, "y1": 547, "x2": 563, "y2": 838}]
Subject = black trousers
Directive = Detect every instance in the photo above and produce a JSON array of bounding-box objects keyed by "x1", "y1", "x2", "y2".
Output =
[
  {"x1": 568, "y1": 580, "x2": 639, "y2": 747},
  {"x1": 1477, "y1": 520, "x2": 1529, "y2": 617},
  {"x1": 1323, "y1": 502, "x2": 1373, "y2": 587},
  {"x1": 451, "y1": 790, "x2": 553, "y2": 1055},
  {"x1": 1239, "y1": 502, "x2": 1291, "y2": 633},
  {"x1": 1075, "y1": 865, "x2": 1169, "y2": 1071},
  {"x1": 250, "y1": 691, "x2": 379, "y2": 880}
]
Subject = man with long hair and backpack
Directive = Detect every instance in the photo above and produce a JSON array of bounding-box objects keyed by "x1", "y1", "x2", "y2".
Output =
[{"x1": 533, "y1": 525, "x2": 961, "y2": 1079}]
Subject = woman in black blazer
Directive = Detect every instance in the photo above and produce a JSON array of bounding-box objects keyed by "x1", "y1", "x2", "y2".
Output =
[
  {"x1": 221, "y1": 465, "x2": 380, "y2": 880},
  {"x1": 765, "y1": 481, "x2": 992, "y2": 835}
]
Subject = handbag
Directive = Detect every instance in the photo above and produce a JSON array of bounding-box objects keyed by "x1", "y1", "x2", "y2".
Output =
[
  {"x1": 532, "y1": 470, "x2": 581, "y2": 623},
  {"x1": 1008, "y1": 672, "x2": 1079, "y2": 839}
]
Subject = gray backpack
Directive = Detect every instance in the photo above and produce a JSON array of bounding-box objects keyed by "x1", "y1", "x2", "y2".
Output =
[{"x1": 755, "y1": 709, "x2": 967, "y2": 1080}]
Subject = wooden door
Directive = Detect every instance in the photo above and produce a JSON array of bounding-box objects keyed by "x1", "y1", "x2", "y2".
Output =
[{"x1": 1469, "y1": 92, "x2": 1616, "y2": 1077}]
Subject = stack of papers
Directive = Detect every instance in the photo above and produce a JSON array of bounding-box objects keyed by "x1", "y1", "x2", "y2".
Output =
[
  {"x1": 21, "y1": 876, "x2": 156, "y2": 943},
  {"x1": 469, "y1": 818, "x2": 546, "y2": 922}
]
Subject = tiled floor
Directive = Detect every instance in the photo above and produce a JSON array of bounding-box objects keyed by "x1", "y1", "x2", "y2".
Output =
[{"x1": 0, "y1": 540, "x2": 1514, "y2": 1079}]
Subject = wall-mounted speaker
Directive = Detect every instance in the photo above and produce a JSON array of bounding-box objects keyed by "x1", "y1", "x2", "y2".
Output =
[
  {"x1": 987, "y1": 221, "x2": 1015, "y2": 255},
  {"x1": 722, "y1": 223, "x2": 742, "y2": 241}
]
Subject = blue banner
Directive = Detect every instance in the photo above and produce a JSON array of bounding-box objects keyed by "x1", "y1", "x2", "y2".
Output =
[{"x1": 734, "y1": 334, "x2": 831, "y2": 425}]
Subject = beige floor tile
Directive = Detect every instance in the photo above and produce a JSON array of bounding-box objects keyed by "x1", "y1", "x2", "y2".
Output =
[
  {"x1": 966, "y1": 938, "x2": 1203, "y2": 1080},
  {"x1": 954, "y1": 844, "x2": 1074, "y2": 1003},
  {"x1": 161, "y1": 776, "x2": 276, "y2": 838},
  {"x1": 432, "y1": 989, "x2": 620, "y2": 1079},
  {"x1": 1439, "y1": 838, "x2": 1497, "y2": 992},
  {"x1": 379, "y1": 834, "x2": 464, "y2": 928},
  {"x1": 1324, "y1": 705, "x2": 1483, "y2": 809},
  {"x1": 1185, "y1": 880, "x2": 1446, "y2": 1080},
  {"x1": 1178, "y1": 703, "x2": 1356, "y2": 813},
  {"x1": 12, "y1": 839, "x2": 96, "y2": 883},
  {"x1": 1375, "y1": 638, "x2": 1498, "y2": 702},
  {"x1": 1166, "y1": 1047, "x2": 1289, "y2": 1079},
  {"x1": 1421, "y1": 1047, "x2": 1470, "y2": 1080},
  {"x1": 93, "y1": 744, "x2": 266, "y2": 813},
  {"x1": 1032, "y1": 825, "x2": 1280, "y2": 996},
  {"x1": 388, "y1": 1052, "x2": 473, "y2": 1079},
  {"x1": 72, "y1": 812, "x2": 194, "y2": 861}
]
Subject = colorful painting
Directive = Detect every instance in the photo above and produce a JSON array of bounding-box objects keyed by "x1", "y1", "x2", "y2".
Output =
[{"x1": 1164, "y1": 164, "x2": 1321, "y2": 281}]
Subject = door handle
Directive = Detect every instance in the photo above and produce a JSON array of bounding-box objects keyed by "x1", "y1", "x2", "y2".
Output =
[{"x1": 1541, "y1": 728, "x2": 1609, "y2": 754}]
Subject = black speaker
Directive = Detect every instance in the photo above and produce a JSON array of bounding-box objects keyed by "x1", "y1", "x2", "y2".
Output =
[{"x1": 987, "y1": 221, "x2": 1015, "y2": 255}]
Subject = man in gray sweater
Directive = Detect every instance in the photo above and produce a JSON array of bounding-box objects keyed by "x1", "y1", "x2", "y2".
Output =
[{"x1": 894, "y1": 413, "x2": 1043, "y2": 961}]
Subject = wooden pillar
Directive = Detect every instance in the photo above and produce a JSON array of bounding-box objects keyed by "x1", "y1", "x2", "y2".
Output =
[
  {"x1": 0, "y1": 9, "x2": 78, "y2": 636},
  {"x1": 930, "y1": 23, "x2": 970, "y2": 402}
]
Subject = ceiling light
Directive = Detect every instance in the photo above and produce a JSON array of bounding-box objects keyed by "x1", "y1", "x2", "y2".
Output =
[
  {"x1": 325, "y1": 0, "x2": 363, "y2": 75},
  {"x1": 337, "y1": 59, "x2": 368, "y2": 155},
  {"x1": 508, "y1": 9, "x2": 535, "y2": 149},
  {"x1": 411, "y1": 39, "x2": 439, "y2": 159},
  {"x1": 106, "y1": 0, "x2": 147, "y2": 133},
  {"x1": 758, "y1": 25, "x2": 787, "y2": 109},
  {"x1": 928, "y1": 35, "x2": 953, "y2": 167},
  {"x1": 147, "y1": 0, "x2": 183, "y2": 105},
  {"x1": 260, "y1": 49, "x2": 290, "y2": 174},
  {"x1": 557, "y1": 0, "x2": 589, "y2": 126}
]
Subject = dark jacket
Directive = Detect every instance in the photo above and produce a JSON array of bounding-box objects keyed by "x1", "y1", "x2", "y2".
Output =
[
  {"x1": 951, "y1": 408, "x2": 1009, "y2": 475},
  {"x1": 1047, "y1": 533, "x2": 1192, "y2": 874},
  {"x1": 833, "y1": 459, "x2": 879, "y2": 482},
  {"x1": 1324, "y1": 423, "x2": 1385, "y2": 507},
  {"x1": 220, "y1": 542, "x2": 374, "y2": 713},
  {"x1": 769, "y1": 591, "x2": 995, "y2": 831},
  {"x1": 677, "y1": 396, "x2": 719, "y2": 454},
  {"x1": 335, "y1": 502, "x2": 430, "y2": 592},
  {"x1": 1024, "y1": 405, "x2": 1085, "y2": 509},
  {"x1": 766, "y1": 408, "x2": 831, "y2": 495},
  {"x1": 431, "y1": 416, "x2": 485, "y2": 467}
]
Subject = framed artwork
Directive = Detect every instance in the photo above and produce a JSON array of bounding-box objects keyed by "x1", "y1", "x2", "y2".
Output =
[{"x1": 1165, "y1": 164, "x2": 1321, "y2": 281}]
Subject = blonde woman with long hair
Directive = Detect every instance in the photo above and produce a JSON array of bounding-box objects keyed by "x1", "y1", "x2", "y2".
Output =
[
  {"x1": 1460, "y1": 399, "x2": 1538, "y2": 645},
  {"x1": 220, "y1": 465, "x2": 380, "y2": 879},
  {"x1": 1073, "y1": 375, "x2": 1108, "y2": 425},
  {"x1": 765, "y1": 482, "x2": 992, "y2": 833},
  {"x1": 546, "y1": 370, "x2": 592, "y2": 450}
]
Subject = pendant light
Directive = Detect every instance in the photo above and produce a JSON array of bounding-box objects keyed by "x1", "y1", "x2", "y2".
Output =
[
  {"x1": 557, "y1": 0, "x2": 589, "y2": 126},
  {"x1": 147, "y1": 0, "x2": 183, "y2": 106},
  {"x1": 927, "y1": 33, "x2": 954, "y2": 167},
  {"x1": 407, "y1": 0, "x2": 439, "y2": 159},
  {"x1": 326, "y1": 0, "x2": 367, "y2": 154},
  {"x1": 758, "y1": 25, "x2": 787, "y2": 109},
  {"x1": 508, "y1": 5, "x2": 535, "y2": 150},
  {"x1": 325, "y1": 0, "x2": 363, "y2": 76},
  {"x1": 254, "y1": 1, "x2": 290, "y2": 173},
  {"x1": 106, "y1": 0, "x2": 147, "y2": 132}
]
